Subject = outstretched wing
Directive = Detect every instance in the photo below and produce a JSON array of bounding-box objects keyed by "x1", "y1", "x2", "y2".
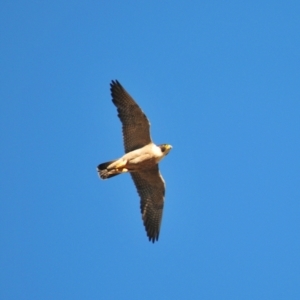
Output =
[
  {"x1": 110, "y1": 80, "x2": 152, "y2": 153},
  {"x1": 130, "y1": 166, "x2": 165, "y2": 243}
]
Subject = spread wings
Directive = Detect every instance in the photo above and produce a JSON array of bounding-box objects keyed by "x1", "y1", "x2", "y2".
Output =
[
  {"x1": 130, "y1": 166, "x2": 165, "y2": 243},
  {"x1": 110, "y1": 80, "x2": 152, "y2": 153},
  {"x1": 110, "y1": 80, "x2": 166, "y2": 243}
]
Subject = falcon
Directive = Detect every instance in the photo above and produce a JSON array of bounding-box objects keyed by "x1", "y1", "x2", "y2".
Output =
[{"x1": 97, "y1": 80, "x2": 172, "y2": 243}]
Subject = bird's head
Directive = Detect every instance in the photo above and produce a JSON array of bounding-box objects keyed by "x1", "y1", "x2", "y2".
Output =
[{"x1": 159, "y1": 144, "x2": 172, "y2": 156}]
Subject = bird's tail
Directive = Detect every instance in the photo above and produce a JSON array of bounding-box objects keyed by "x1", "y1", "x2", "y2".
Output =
[{"x1": 97, "y1": 160, "x2": 121, "y2": 179}]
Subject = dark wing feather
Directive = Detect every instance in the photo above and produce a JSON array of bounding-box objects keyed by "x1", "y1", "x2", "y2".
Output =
[
  {"x1": 130, "y1": 166, "x2": 165, "y2": 243},
  {"x1": 110, "y1": 80, "x2": 152, "y2": 153}
]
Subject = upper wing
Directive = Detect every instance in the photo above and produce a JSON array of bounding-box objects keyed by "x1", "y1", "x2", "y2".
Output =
[
  {"x1": 110, "y1": 80, "x2": 152, "y2": 153},
  {"x1": 130, "y1": 166, "x2": 165, "y2": 243}
]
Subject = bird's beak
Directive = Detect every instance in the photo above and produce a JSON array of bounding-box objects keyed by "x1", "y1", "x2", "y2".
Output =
[{"x1": 165, "y1": 145, "x2": 172, "y2": 153}]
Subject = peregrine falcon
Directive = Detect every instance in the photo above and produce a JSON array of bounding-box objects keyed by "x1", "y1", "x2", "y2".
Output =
[{"x1": 97, "y1": 80, "x2": 172, "y2": 243}]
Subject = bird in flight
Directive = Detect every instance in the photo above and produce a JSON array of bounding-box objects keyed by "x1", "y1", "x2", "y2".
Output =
[{"x1": 97, "y1": 80, "x2": 172, "y2": 243}]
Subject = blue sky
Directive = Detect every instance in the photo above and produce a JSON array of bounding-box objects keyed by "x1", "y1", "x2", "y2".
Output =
[{"x1": 1, "y1": 1, "x2": 299, "y2": 299}]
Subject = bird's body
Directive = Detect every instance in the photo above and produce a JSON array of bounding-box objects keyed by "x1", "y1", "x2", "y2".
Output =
[
  {"x1": 99, "y1": 143, "x2": 169, "y2": 179},
  {"x1": 97, "y1": 80, "x2": 172, "y2": 243}
]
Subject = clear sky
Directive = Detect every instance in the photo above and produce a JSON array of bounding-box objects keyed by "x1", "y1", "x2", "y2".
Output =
[{"x1": 1, "y1": 1, "x2": 299, "y2": 299}]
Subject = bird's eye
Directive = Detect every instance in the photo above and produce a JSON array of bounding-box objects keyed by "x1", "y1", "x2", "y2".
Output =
[{"x1": 161, "y1": 146, "x2": 166, "y2": 152}]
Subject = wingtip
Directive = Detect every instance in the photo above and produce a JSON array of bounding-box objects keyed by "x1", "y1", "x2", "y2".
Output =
[
  {"x1": 148, "y1": 236, "x2": 159, "y2": 243},
  {"x1": 147, "y1": 232, "x2": 159, "y2": 243},
  {"x1": 110, "y1": 80, "x2": 124, "y2": 96},
  {"x1": 110, "y1": 79, "x2": 121, "y2": 87}
]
